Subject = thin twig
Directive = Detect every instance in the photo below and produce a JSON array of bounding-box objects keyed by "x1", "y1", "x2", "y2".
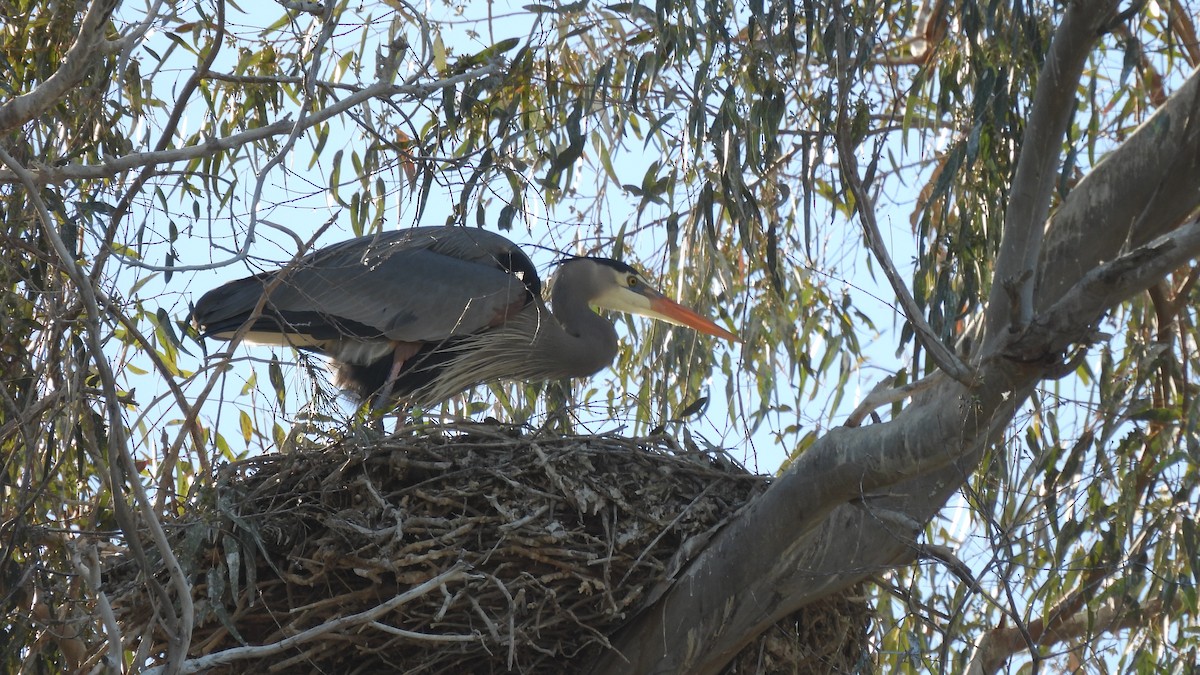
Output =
[{"x1": 836, "y1": 132, "x2": 975, "y2": 385}]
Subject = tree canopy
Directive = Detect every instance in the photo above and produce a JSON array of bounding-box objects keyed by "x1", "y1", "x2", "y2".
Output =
[{"x1": 2, "y1": 0, "x2": 1200, "y2": 672}]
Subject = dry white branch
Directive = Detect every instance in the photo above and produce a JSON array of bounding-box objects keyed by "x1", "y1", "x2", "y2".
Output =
[
  {"x1": 147, "y1": 565, "x2": 471, "y2": 674},
  {"x1": 366, "y1": 621, "x2": 480, "y2": 642}
]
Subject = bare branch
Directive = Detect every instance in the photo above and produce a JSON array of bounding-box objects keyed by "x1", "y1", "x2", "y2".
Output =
[
  {"x1": 0, "y1": 0, "x2": 121, "y2": 134},
  {"x1": 0, "y1": 119, "x2": 294, "y2": 185},
  {"x1": 366, "y1": 621, "x2": 480, "y2": 642},
  {"x1": 965, "y1": 595, "x2": 1165, "y2": 675},
  {"x1": 0, "y1": 64, "x2": 501, "y2": 190},
  {"x1": 148, "y1": 565, "x2": 471, "y2": 675},
  {"x1": 240, "y1": 2, "x2": 342, "y2": 282},
  {"x1": 831, "y1": 3, "x2": 973, "y2": 385},
  {"x1": 96, "y1": 0, "x2": 230, "y2": 283},
  {"x1": 844, "y1": 374, "x2": 939, "y2": 428},
  {"x1": 68, "y1": 543, "x2": 122, "y2": 672},
  {"x1": 837, "y1": 135, "x2": 975, "y2": 385},
  {"x1": 1008, "y1": 216, "x2": 1200, "y2": 363},
  {"x1": 1037, "y1": 67, "x2": 1200, "y2": 310},
  {"x1": 983, "y1": 2, "x2": 1120, "y2": 349}
]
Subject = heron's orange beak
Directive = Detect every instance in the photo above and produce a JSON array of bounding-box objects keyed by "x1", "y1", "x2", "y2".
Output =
[{"x1": 648, "y1": 296, "x2": 741, "y2": 342}]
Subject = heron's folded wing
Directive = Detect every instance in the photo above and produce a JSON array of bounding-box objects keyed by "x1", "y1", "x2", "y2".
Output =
[{"x1": 194, "y1": 227, "x2": 539, "y2": 345}]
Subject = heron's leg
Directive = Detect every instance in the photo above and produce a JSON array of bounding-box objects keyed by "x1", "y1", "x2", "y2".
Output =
[{"x1": 371, "y1": 341, "x2": 421, "y2": 411}]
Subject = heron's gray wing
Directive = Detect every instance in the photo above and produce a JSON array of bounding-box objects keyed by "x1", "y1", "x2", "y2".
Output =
[
  {"x1": 270, "y1": 227, "x2": 537, "y2": 341},
  {"x1": 200, "y1": 227, "x2": 539, "y2": 344}
]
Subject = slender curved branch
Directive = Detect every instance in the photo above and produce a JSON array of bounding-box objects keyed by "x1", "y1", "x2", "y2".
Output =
[
  {"x1": 0, "y1": 0, "x2": 121, "y2": 134},
  {"x1": 0, "y1": 145, "x2": 196, "y2": 671},
  {"x1": 837, "y1": 132, "x2": 975, "y2": 385},
  {"x1": 96, "y1": 0, "x2": 229, "y2": 283},
  {"x1": 240, "y1": 1, "x2": 341, "y2": 273},
  {"x1": 177, "y1": 216, "x2": 337, "y2": 492},
  {"x1": 98, "y1": 297, "x2": 210, "y2": 507},
  {"x1": 832, "y1": 3, "x2": 974, "y2": 385},
  {"x1": 0, "y1": 61, "x2": 500, "y2": 279},
  {"x1": 0, "y1": 64, "x2": 500, "y2": 181},
  {"x1": 1007, "y1": 216, "x2": 1200, "y2": 361},
  {"x1": 147, "y1": 565, "x2": 471, "y2": 675}
]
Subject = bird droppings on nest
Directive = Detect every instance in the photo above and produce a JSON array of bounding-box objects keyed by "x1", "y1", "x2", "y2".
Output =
[{"x1": 103, "y1": 425, "x2": 872, "y2": 673}]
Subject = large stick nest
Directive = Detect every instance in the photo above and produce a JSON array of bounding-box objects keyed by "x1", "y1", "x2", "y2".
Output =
[{"x1": 104, "y1": 426, "x2": 871, "y2": 673}]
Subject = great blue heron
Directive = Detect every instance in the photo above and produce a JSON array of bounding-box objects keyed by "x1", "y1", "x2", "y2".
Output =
[{"x1": 192, "y1": 226, "x2": 738, "y2": 409}]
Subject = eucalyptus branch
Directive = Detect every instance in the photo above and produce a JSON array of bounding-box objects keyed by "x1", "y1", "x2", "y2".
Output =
[
  {"x1": 241, "y1": 1, "x2": 342, "y2": 267},
  {"x1": 98, "y1": 297, "x2": 209, "y2": 507},
  {"x1": 836, "y1": 132, "x2": 975, "y2": 385},
  {"x1": 0, "y1": 61, "x2": 501, "y2": 280},
  {"x1": 96, "y1": 0, "x2": 229, "y2": 283},
  {"x1": 1006, "y1": 216, "x2": 1200, "y2": 363},
  {"x1": 69, "y1": 543, "x2": 122, "y2": 671},
  {"x1": 0, "y1": 119, "x2": 293, "y2": 185},
  {"x1": 844, "y1": 373, "x2": 940, "y2": 428},
  {"x1": 966, "y1": 594, "x2": 1165, "y2": 675},
  {"x1": 201, "y1": 70, "x2": 367, "y2": 92},
  {"x1": 0, "y1": 0, "x2": 121, "y2": 134},
  {"x1": 983, "y1": 2, "x2": 1120, "y2": 348},
  {"x1": 1037, "y1": 67, "x2": 1200, "y2": 310},
  {"x1": 0, "y1": 146, "x2": 196, "y2": 670},
  {"x1": 0, "y1": 64, "x2": 500, "y2": 190},
  {"x1": 828, "y1": 3, "x2": 972, "y2": 385}
]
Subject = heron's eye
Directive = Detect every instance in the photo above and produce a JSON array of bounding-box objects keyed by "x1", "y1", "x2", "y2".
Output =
[{"x1": 627, "y1": 275, "x2": 639, "y2": 288}]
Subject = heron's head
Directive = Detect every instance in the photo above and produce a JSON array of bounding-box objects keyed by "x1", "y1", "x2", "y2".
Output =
[{"x1": 552, "y1": 257, "x2": 739, "y2": 342}]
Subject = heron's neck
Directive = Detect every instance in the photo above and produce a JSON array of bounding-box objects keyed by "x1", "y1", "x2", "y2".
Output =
[{"x1": 543, "y1": 286, "x2": 619, "y2": 378}]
